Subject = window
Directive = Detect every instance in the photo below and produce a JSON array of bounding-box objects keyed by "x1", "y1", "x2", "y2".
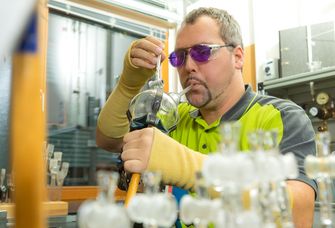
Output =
[{"x1": 46, "y1": 12, "x2": 141, "y2": 185}]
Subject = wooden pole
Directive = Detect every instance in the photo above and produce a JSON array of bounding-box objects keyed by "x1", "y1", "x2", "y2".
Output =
[{"x1": 10, "y1": 1, "x2": 48, "y2": 227}]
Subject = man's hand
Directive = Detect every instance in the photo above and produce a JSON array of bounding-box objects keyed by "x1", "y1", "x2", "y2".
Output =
[
  {"x1": 130, "y1": 36, "x2": 166, "y2": 69},
  {"x1": 121, "y1": 128, "x2": 155, "y2": 173}
]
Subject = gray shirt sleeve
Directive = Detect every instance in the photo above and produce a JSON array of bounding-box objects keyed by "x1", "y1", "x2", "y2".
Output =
[{"x1": 277, "y1": 100, "x2": 318, "y2": 197}]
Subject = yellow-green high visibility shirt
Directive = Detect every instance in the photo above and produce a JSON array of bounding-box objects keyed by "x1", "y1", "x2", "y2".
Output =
[{"x1": 169, "y1": 85, "x2": 317, "y2": 194}]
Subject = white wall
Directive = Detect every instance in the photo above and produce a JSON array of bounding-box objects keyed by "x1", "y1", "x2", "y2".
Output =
[
  {"x1": 253, "y1": 0, "x2": 335, "y2": 82},
  {"x1": 187, "y1": 0, "x2": 254, "y2": 46},
  {"x1": 186, "y1": 0, "x2": 335, "y2": 83}
]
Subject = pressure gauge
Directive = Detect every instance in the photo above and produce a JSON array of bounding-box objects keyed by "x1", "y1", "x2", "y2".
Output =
[
  {"x1": 316, "y1": 92, "x2": 329, "y2": 105},
  {"x1": 309, "y1": 107, "x2": 319, "y2": 117}
]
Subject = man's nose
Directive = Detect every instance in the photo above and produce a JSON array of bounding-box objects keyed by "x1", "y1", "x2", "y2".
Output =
[{"x1": 184, "y1": 53, "x2": 197, "y2": 72}]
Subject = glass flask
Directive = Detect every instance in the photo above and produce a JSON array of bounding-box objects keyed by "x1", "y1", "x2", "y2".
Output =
[
  {"x1": 127, "y1": 171, "x2": 178, "y2": 228},
  {"x1": 180, "y1": 172, "x2": 221, "y2": 228},
  {"x1": 127, "y1": 88, "x2": 179, "y2": 133},
  {"x1": 305, "y1": 132, "x2": 334, "y2": 227},
  {"x1": 78, "y1": 171, "x2": 130, "y2": 228}
]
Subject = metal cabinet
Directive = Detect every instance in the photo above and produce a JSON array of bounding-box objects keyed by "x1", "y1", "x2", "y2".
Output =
[
  {"x1": 279, "y1": 21, "x2": 335, "y2": 78},
  {"x1": 279, "y1": 25, "x2": 309, "y2": 77},
  {"x1": 311, "y1": 21, "x2": 335, "y2": 70}
]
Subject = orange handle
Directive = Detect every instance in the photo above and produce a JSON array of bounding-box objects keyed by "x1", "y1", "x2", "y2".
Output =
[{"x1": 124, "y1": 173, "x2": 141, "y2": 207}]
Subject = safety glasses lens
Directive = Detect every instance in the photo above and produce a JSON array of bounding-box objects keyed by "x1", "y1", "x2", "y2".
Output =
[
  {"x1": 168, "y1": 45, "x2": 213, "y2": 67},
  {"x1": 169, "y1": 50, "x2": 186, "y2": 67},
  {"x1": 190, "y1": 45, "x2": 211, "y2": 62}
]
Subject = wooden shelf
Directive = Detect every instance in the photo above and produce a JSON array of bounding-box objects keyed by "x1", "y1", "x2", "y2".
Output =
[
  {"x1": 0, "y1": 186, "x2": 127, "y2": 218},
  {"x1": 0, "y1": 201, "x2": 68, "y2": 219},
  {"x1": 60, "y1": 186, "x2": 126, "y2": 202}
]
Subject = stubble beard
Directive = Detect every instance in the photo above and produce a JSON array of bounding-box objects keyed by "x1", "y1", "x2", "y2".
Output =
[
  {"x1": 184, "y1": 77, "x2": 212, "y2": 108},
  {"x1": 186, "y1": 88, "x2": 212, "y2": 108},
  {"x1": 185, "y1": 77, "x2": 227, "y2": 109}
]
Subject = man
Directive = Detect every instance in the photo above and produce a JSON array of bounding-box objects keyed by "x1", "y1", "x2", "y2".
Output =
[{"x1": 97, "y1": 7, "x2": 317, "y2": 227}]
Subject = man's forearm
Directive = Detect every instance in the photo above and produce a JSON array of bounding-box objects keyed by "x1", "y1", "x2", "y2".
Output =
[
  {"x1": 286, "y1": 180, "x2": 315, "y2": 228},
  {"x1": 96, "y1": 44, "x2": 154, "y2": 150},
  {"x1": 96, "y1": 127, "x2": 123, "y2": 152}
]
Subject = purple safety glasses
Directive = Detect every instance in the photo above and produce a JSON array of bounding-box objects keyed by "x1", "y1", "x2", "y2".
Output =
[{"x1": 168, "y1": 44, "x2": 234, "y2": 67}]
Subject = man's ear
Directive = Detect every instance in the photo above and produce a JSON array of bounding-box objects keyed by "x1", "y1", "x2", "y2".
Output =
[{"x1": 234, "y1": 45, "x2": 244, "y2": 70}]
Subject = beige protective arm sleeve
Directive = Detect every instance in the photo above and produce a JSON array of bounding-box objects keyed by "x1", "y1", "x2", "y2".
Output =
[
  {"x1": 148, "y1": 128, "x2": 206, "y2": 190},
  {"x1": 97, "y1": 42, "x2": 155, "y2": 138}
]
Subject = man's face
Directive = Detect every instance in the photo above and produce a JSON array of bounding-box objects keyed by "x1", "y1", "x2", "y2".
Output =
[{"x1": 175, "y1": 16, "x2": 240, "y2": 110}]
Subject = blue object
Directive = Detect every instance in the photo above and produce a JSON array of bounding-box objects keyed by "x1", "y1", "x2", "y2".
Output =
[
  {"x1": 18, "y1": 13, "x2": 37, "y2": 53},
  {"x1": 172, "y1": 186, "x2": 188, "y2": 206},
  {"x1": 172, "y1": 186, "x2": 188, "y2": 228}
]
